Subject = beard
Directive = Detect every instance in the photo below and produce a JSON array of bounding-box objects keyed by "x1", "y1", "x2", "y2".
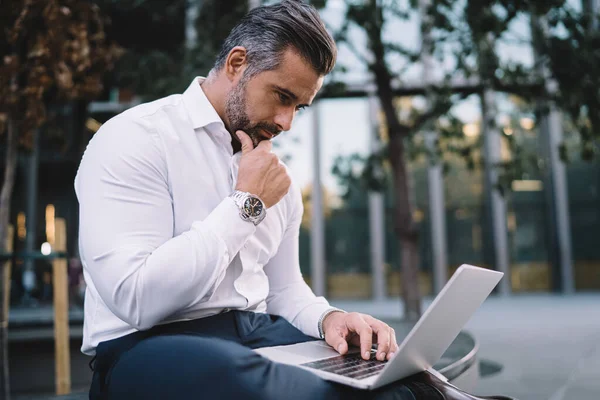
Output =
[{"x1": 225, "y1": 79, "x2": 281, "y2": 148}]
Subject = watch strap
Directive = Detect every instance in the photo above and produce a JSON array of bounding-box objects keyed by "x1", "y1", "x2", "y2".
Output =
[{"x1": 229, "y1": 190, "x2": 266, "y2": 225}]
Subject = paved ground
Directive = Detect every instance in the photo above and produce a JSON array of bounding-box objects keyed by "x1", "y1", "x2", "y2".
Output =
[{"x1": 333, "y1": 293, "x2": 600, "y2": 400}]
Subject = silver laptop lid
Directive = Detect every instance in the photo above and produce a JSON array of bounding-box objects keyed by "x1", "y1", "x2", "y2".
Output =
[{"x1": 373, "y1": 264, "x2": 503, "y2": 388}]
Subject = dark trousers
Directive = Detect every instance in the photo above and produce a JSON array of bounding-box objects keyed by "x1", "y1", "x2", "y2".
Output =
[{"x1": 89, "y1": 311, "x2": 415, "y2": 399}]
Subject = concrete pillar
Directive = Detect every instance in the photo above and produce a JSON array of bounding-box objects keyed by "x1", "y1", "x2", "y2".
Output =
[
  {"x1": 481, "y1": 88, "x2": 511, "y2": 295},
  {"x1": 532, "y1": 15, "x2": 575, "y2": 293},
  {"x1": 539, "y1": 110, "x2": 575, "y2": 293},
  {"x1": 311, "y1": 103, "x2": 326, "y2": 297},
  {"x1": 367, "y1": 96, "x2": 387, "y2": 301}
]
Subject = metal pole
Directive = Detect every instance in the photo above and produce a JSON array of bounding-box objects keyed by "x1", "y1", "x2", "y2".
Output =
[
  {"x1": 368, "y1": 96, "x2": 387, "y2": 301},
  {"x1": 23, "y1": 129, "x2": 40, "y2": 305},
  {"x1": 311, "y1": 103, "x2": 326, "y2": 297},
  {"x1": 185, "y1": 0, "x2": 200, "y2": 50},
  {"x1": 583, "y1": 0, "x2": 600, "y2": 30},
  {"x1": 420, "y1": 0, "x2": 448, "y2": 294},
  {"x1": 184, "y1": 0, "x2": 201, "y2": 76},
  {"x1": 426, "y1": 134, "x2": 448, "y2": 294}
]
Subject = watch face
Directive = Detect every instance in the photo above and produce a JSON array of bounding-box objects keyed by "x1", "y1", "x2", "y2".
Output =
[{"x1": 243, "y1": 197, "x2": 263, "y2": 217}]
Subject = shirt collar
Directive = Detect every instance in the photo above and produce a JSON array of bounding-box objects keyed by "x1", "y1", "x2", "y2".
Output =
[{"x1": 182, "y1": 76, "x2": 225, "y2": 130}]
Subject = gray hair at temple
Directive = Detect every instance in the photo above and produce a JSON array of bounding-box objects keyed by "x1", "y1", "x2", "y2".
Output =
[{"x1": 213, "y1": 0, "x2": 337, "y2": 79}]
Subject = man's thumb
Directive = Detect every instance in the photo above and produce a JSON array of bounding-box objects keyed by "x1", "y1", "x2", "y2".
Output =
[
  {"x1": 331, "y1": 337, "x2": 348, "y2": 355},
  {"x1": 236, "y1": 130, "x2": 254, "y2": 154}
]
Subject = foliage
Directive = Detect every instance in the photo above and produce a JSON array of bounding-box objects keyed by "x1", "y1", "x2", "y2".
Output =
[
  {"x1": 544, "y1": 6, "x2": 600, "y2": 161},
  {"x1": 320, "y1": 0, "x2": 600, "y2": 199},
  {"x1": 0, "y1": 0, "x2": 123, "y2": 146},
  {"x1": 95, "y1": 0, "x2": 248, "y2": 100},
  {"x1": 0, "y1": 1, "x2": 122, "y2": 397},
  {"x1": 311, "y1": 0, "x2": 600, "y2": 319}
]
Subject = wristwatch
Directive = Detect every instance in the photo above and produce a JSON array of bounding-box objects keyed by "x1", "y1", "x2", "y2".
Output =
[{"x1": 230, "y1": 190, "x2": 267, "y2": 226}]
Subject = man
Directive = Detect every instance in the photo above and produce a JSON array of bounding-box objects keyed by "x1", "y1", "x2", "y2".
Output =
[{"x1": 76, "y1": 1, "x2": 514, "y2": 399}]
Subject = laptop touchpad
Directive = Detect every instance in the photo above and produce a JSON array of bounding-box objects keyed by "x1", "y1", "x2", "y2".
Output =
[{"x1": 255, "y1": 341, "x2": 342, "y2": 365}]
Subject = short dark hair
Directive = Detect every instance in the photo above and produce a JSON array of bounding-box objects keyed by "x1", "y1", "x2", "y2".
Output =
[{"x1": 214, "y1": 0, "x2": 337, "y2": 78}]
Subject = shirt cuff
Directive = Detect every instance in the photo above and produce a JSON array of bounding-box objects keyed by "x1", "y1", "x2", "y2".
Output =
[
  {"x1": 198, "y1": 196, "x2": 257, "y2": 259},
  {"x1": 294, "y1": 302, "x2": 345, "y2": 339},
  {"x1": 318, "y1": 308, "x2": 347, "y2": 339}
]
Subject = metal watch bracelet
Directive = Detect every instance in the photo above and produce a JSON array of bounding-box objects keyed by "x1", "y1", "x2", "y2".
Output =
[{"x1": 230, "y1": 190, "x2": 266, "y2": 225}]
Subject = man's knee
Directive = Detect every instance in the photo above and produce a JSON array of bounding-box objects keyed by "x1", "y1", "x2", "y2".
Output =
[{"x1": 107, "y1": 335, "x2": 264, "y2": 398}]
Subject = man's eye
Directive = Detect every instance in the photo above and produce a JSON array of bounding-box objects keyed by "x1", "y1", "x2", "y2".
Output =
[
  {"x1": 278, "y1": 92, "x2": 290, "y2": 104},
  {"x1": 296, "y1": 105, "x2": 307, "y2": 112}
]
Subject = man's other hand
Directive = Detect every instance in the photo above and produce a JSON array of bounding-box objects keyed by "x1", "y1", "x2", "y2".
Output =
[{"x1": 322, "y1": 312, "x2": 398, "y2": 361}]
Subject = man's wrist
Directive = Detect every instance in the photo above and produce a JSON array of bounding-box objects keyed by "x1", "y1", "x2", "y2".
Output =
[
  {"x1": 318, "y1": 308, "x2": 346, "y2": 339},
  {"x1": 229, "y1": 190, "x2": 267, "y2": 226}
]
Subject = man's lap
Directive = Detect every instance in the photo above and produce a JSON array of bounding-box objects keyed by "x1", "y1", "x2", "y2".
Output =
[
  {"x1": 105, "y1": 334, "x2": 343, "y2": 400},
  {"x1": 90, "y1": 311, "x2": 414, "y2": 400}
]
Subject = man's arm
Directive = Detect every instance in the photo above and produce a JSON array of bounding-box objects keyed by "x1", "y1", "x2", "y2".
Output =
[
  {"x1": 264, "y1": 181, "x2": 398, "y2": 361},
  {"x1": 263, "y1": 182, "x2": 336, "y2": 338},
  {"x1": 76, "y1": 117, "x2": 255, "y2": 330}
]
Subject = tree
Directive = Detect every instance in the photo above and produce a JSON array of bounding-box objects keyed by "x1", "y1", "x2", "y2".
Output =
[
  {"x1": 95, "y1": 0, "x2": 248, "y2": 101},
  {"x1": 320, "y1": 0, "x2": 465, "y2": 320},
  {"x1": 0, "y1": 1, "x2": 121, "y2": 397},
  {"x1": 541, "y1": 2, "x2": 600, "y2": 162},
  {"x1": 319, "y1": 0, "x2": 600, "y2": 320}
]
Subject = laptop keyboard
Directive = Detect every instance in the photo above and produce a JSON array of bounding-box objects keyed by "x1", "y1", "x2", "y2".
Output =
[{"x1": 301, "y1": 351, "x2": 387, "y2": 380}]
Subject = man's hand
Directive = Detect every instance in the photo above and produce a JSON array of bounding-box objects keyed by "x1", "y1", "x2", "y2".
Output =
[
  {"x1": 322, "y1": 311, "x2": 398, "y2": 361},
  {"x1": 235, "y1": 130, "x2": 291, "y2": 208}
]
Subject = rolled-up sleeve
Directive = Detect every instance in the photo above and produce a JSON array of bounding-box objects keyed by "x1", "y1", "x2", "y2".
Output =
[
  {"x1": 76, "y1": 116, "x2": 255, "y2": 331},
  {"x1": 263, "y1": 183, "x2": 334, "y2": 338}
]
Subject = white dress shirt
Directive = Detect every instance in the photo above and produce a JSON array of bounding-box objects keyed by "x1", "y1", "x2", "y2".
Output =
[{"x1": 75, "y1": 77, "x2": 334, "y2": 355}]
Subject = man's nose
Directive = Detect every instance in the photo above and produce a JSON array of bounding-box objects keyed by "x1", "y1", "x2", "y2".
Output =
[{"x1": 274, "y1": 108, "x2": 295, "y2": 132}]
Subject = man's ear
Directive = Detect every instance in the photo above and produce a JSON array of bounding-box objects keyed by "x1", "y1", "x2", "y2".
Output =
[{"x1": 225, "y1": 46, "x2": 248, "y2": 82}]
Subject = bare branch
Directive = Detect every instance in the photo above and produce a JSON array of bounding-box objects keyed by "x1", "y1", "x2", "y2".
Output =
[
  {"x1": 341, "y1": 39, "x2": 371, "y2": 67},
  {"x1": 383, "y1": 42, "x2": 419, "y2": 61}
]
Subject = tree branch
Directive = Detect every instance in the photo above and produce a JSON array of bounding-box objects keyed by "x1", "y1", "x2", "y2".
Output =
[
  {"x1": 341, "y1": 38, "x2": 371, "y2": 67},
  {"x1": 383, "y1": 42, "x2": 419, "y2": 61}
]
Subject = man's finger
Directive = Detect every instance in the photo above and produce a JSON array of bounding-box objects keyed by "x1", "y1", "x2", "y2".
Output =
[
  {"x1": 236, "y1": 130, "x2": 254, "y2": 154},
  {"x1": 374, "y1": 324, "x2": 391, "y2": 361},
  {"x1": 321, "y1": 314, "x2": 350, "y2": 355},
  {"x1": 364, "y1": 316, "x2": 391, "y2": 361},
  {"x1": 346, "y1": 314, "x2": 373, "y2": 360},
  {"x1": 387, "y1": 328, "x2": 398, "y2": 361},
  {"x1": 327, "y1": 333, "x2": 348, "y2": 355}
]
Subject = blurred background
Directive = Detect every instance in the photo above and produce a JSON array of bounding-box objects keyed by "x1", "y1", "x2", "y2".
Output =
[{"x1": 0, "y1": 0, "x2": 599, "y2": 399}]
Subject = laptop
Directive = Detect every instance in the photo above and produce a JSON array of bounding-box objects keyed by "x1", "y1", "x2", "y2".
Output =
[{"x1": 254, "y1": 264, "x2": 503, "y2": 390}]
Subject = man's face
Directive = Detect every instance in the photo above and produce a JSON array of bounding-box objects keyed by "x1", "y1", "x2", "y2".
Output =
[{"x1": 225, "y1": 48, "x2": 324, "y2": 147}]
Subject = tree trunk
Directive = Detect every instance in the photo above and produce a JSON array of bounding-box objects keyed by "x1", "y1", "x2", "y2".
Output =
[
  {"x1": 365, "y1": 0, "x2": 422, "y2": 321},
  {"x1": 0, "y1": 117, "x2": 18, "y2": 400},
  {"x1": 389, "y1": 133, "x2": 421, "y2": 321}
]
